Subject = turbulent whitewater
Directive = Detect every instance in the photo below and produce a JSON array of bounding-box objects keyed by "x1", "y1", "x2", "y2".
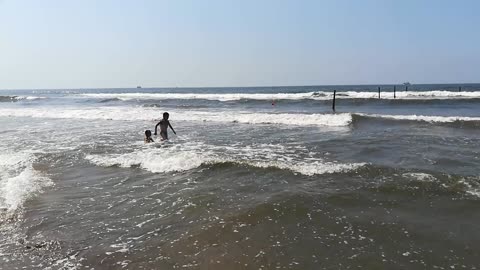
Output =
[{"x1": 0, "y1": 84, "x2": 479, "y2": 269}]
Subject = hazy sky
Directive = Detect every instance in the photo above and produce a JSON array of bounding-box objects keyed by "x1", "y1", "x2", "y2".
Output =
[{"x1": 1, "y1": 0, "x2": 479, "y2": 89}]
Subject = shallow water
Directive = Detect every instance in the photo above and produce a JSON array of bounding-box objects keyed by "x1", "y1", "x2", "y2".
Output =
[{"x1": 0, "y1": 85, "x2": 479, "y2": 269}]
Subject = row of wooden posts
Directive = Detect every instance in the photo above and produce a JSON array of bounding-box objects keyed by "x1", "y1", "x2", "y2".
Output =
[{"x1": 332, "y1": 86, "x2": 463, "y2": 112}]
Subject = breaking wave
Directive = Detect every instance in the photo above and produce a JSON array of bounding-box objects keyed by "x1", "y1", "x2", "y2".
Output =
[
  {"x1": 1, "y1": 107, "x2": 478, "y2": 128},
  {"x1": 0, "y1": 152, "x2": 53, "y2": 216},
  {"x1": 355, "y1": 113, "x2": 480, "y2": 123},
  {"x1": 79, "y1": 90, "x2": 480, "y2": 101},
  {"x1": 80, "y1": 92, "x2": 318, "y2": 101},
  {"x1": 0, "y1": 107, "x2": 353, "y2": 127},
  {"x1": 86, "y1": 152, "x2": 364, "y2": 176},
  {"x1": 85, "y1": 143, "x2": 365, "y2": 176}
]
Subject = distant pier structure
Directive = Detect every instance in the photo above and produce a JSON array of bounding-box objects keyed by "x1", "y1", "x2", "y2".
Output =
[
  {"x1": 330, "y1": 82, "x2": 467, "y2": 112},
  {"x1": 403, "y1": 82, "x2": 410, "y2": 91}
]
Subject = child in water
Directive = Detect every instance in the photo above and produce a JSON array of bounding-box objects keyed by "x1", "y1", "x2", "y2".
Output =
[
  {"x1": 154, "y1": 112, "x2": 176, "y2": 140},
  {"x1": 144, "y1": 130, "x2": 154, "y2": 143}
]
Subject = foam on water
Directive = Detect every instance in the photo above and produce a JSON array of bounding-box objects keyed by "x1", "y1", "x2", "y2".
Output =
[
  {"x1": 80, "y1": 92, "x2": 317, "y2": 101},
  {"x1": 0, "y1": 107, "x2": 352, "y2": 127},
  {"x1": 1, "y1": 87, "x2": 479, "y2": 269},
  {"x1": 2, "y1": 107, "x2": 478, "y2": 126},
  {"x1": 0, "y1": 152, "x2": 53, "y2": 213},
  {"x1": 79, "y1": 90, "x2": 480, "y2": 101},
  {"x1": 86, "y1": 149, "x2": 210, "y2": 173},
  {"x1": 85, "y1": 143, "x2": 365, "y2": 176},
  {"x1": 337, "y1": 90, "x2": 480, "y2": 99},
  {"x1": 359, "y1": 113, "x2": 480, "y2": 123},
  {"x1": 466, "y1": 188, "x2": 480, "y2": 198},
  {"x1": 22, "y1": 96, "x2": 46, "y2": 100},
  {"x1": 244, "y1": 160, "x2": 365, "y2": 176},
  {"x1": 458, "y1": 177, "x2": 480, "y2": 199},
  {"x1": 402, "y1": 172, "x2": 437, "y2": 182}
]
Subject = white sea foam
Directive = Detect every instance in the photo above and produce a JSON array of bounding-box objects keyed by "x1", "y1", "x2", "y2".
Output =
[
  {"x1": 0, "y1": 107, "x2": 352, "y2": 127},
  {"x1": 359, "y1": 113, "x2": 480, "y2": 123},
  {"x1": 10, "y1": 96, "x2": 46, "y2": 101},
  {"x1": 244, "y1": 160, "x2": 365, "y2": 176},
  {"x1": 459, "y1": 177, "x2": 480, "y2": 199},
  {"x1": 85, "y1": 144, "x2": 364, "y2": 176},
  {"x1": 79, "y1": 90, "x2": 480, "y2": 101},
  {"x1": 466, "y1": 189, "x2": 480, "y2": 198},
  {"x1": 22, "y1": 96, "x2": 46, "y2": 100},
  {"x1": 337, "y1": 90, "x2": 480, "y2": 99},
  {"x1": 0, "y1": 152, "x2": 53, "y2": 213},
  {"x1": 402, "y1": 172, "x2": 437, "y2": 182},
  {"x1": 1, "y1": 107, "x2": 478, "y2": 126},
  {"x1": 393, "y1": 90, "x2": 480, "y2": 99},
  {"x1": 80, "y1": 92, "x2": 317, "y2": 101},
  {"x1": 86, "y1": 149, "x2": 211, "y2": 173}
]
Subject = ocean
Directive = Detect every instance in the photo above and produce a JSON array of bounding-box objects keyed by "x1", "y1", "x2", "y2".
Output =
[{"x1": 0, "y1": 84, "x2": 479, "y2": 269}]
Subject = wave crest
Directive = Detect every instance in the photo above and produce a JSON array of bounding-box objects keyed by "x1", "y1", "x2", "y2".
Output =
[
  {"x1": 85, "y1": 147, "x2": 365, "y2": 176},
  {"x1": 0, "y1": 152, "x2": 53, "y2": 215},
  {"x1": 1, "y1": 107, "x2": 478, "y2": 127},
  {"x1": 0, "y1": 107, "x2": 352, "y2": 127},
  {"x1": 356, "y1": 113, "x2": 480, "y2": 123},
  {"x1": 79, "y1": 90, "x2": 480, "y2": 101}
]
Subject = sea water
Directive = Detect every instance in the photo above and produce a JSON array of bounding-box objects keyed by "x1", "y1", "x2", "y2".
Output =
[{"x1": 0, "y1": 84, "x2": 479, "y2": 269}]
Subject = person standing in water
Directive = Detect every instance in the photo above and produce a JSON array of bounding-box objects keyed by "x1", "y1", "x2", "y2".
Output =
[{"x1": 154, "y1": 112, "x2": 176, "y2": 140}]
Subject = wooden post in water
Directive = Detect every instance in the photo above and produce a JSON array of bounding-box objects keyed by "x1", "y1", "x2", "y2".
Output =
[
  {"x1": 406, "y1": 86, "x2": 408, "y2": 92},
  {"x1": 378, "y1": 87, "x2": 381, "y2": 99},
  {"x1": 459, "y1": 86, "x2": 462, "y2": 92},
  {"x1": 394, "y1": 86, "x2": 396, "y2": 99},
  {"x1": 332, "y1": 90, "x2": 336, "y2": 112}
]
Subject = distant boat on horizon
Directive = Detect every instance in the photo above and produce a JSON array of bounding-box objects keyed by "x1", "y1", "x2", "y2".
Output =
[
  {"x1": 403, "y1": 82, "x2": 411, "y2": 86},
  {"x1": 137, "y1": 86, "x2": 142, "y2": 88}
]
